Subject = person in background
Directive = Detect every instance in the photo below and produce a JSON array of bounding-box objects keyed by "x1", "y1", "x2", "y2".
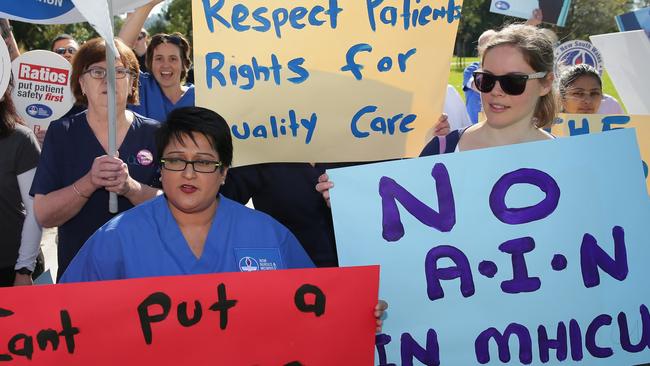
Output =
[
  {"x1": 463, "y1": 29, "x2": 497, "y2": 124},
  {"x1": 51, "y1": 34, "x2": 79, "y2": 63},
  {"x1": 558, "y1": 64, "x2": 603, "y2": 114},
  {"x1": 0, "y1": 76, "x2": 42, "y2": 286},
  {"x1": 558, "y1": 63, "x2": 626, "y2": 114},
  {"x1": 134, "y1": 28, "x2": 149, "y2": 73},
  {"x1": 30, "y1": 37, "x2": 161, "y2": 280},
  {"x1": 119, "y1": 0, "x2": 194, "y2": 122}
]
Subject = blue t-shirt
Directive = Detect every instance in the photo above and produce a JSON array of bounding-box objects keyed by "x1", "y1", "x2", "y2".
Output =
[
  {"x1": 29, "y1": 111, "x2": 160, "y2": 279},
  {"x1": 128, "y1": 72, "x2": 195, "y2": 122},
  {"x1": 59, "y1": 195, "x2": 315, "y2": 282},
  {"x1": 463, "y1": 62, "x2": 481, "y2": 124}
]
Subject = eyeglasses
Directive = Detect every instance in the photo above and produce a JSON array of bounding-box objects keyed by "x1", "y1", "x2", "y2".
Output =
[
  {"x1": 83, "y1": 67, "x2": 134, "y2": 80},
  {"x1": 564, "y1": 90, "x2": 603, "y2": 101},
  {"x1": 161, "y1": 157, "x2": 222, "y2": 173},
  {"x1": 54, "y1": 47, "x2": 77, "y2": 55},
  {"x1": 473, "y1": 71, "x2": 548, "y2": 96},
  {"x1": 137, "y1": 33, "x2": 146, "y2": 41}
]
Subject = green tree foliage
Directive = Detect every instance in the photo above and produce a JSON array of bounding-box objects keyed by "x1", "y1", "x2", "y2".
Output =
[
  {"x1": 456, "y1": 0, "x2": 635, "y2": 56},
  {"x1": 456, "y1": 0, "x2": 505, "y2": 57},
  {"x1": 10, "y1": 17, "x2": 124, "y2": 52},
  {"x1": 148, "y1": 0, "x2": 192, "y2": 44},
  {"x1": 556, "y1": 0, "x2": 630, "y2": 41}
]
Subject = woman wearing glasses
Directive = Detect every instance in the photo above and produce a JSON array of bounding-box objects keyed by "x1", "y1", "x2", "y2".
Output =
[
  {"x1": 30, "y1": 38, "x2": 161, "y2": 280},
  {"x1": 558, "y1": 64, "x2": 604, "y2": 114},
  {"x1": 59, "y1": 106, "x2": 387, "y2": 331},
  {"x1": 60, "y1": 106, "x2": 314, "y2": 280}
]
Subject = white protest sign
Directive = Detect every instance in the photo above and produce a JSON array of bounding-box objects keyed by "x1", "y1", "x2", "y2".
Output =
[
  {"x1": 70, "y1": 0, "x2": 118, "y2": 55},
  {"x1": 11, "y1": 50, "x2": 74, "y2": 133},
  {"x1": 554, "y1": 40, "x2": 604, "y2": 77},
  {"x1": 590, "y1": 30, "x2": 650, "y2": 114},
  {"x1": 0, "y1": 33, "x2": 10, "y2": 98}
]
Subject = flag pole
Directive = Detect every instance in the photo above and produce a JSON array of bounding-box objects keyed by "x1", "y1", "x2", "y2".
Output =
[{"x1": 106, "y1": 0, "x2": 118, "y2": 213}]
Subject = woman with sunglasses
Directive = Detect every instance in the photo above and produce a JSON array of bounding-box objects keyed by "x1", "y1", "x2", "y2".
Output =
[
  {"x1": 119, "y1": 0, "x2": 194, "y2": 122},
  {"x1": 317, "y1": 24, "x2": 557, "y2": 205},
  {"x1": 418, "y1": 23, "x2": 556, "y2": 156},
  {"x1": 29, "y1": 38, "x2": 161, "y2": 280}
]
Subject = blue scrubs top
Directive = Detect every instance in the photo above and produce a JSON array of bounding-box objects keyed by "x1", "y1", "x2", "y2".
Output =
[
  {"x1": 59, "y1": 195, "x2": 315, "y2": 282},
  {"x1": 463, "y1": 62, "x2": 481, "y2": 124},
  {"x1": 30, "y1": 111, "x2": 161, "y2": 279},
  {"x1": 128, "y1": 72, "x2": 195, "y2": 122}
]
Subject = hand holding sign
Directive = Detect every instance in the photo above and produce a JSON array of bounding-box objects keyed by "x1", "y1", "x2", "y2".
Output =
[
  {"x1": 0, "y1": 267, "x2": 379, "y2": 365},
  {"x1": 329, "y1": 129, "x2": 650, "y2": 364}
]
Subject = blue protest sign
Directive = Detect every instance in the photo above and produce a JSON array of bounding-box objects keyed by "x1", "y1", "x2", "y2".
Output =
[
  {"x1": 329, "y1": 129, "x2": 650, "y2": 365},
  {"x1": 0, "y1": 0, "x2": 150, "y2": 24},
  {"x1": 0, "y1": 0, "x2": 75, "y2": 22}
]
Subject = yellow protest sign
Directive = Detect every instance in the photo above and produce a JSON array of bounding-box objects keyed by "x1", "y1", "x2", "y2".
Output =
[
  {"x1": 552, "y1": 114, "x2": 650, "y2": 193},
  {"x1": 192, "y1": 0, "x2": 463, "y2": 166}
]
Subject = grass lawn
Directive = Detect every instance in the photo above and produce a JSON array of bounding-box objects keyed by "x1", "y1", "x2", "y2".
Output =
[{"x1": 448, "y1": 57, "x2": 625, "y2": 112}]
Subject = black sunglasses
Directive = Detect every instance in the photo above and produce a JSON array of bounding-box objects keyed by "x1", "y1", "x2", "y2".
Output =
[
  {"x1": 152, "y1": 34, "x2": 183, "y2": 46},
  {"x1": 473, "y1": 71, "x2": 547, "y2": 96},
  {"x1": 54, "y1": 46, "x2": 77, "y2": 55}
]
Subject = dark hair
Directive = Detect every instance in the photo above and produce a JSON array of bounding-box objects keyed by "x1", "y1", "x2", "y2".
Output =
[
  {"x1": 482, "y1": 24, "x2": 558, "y2": 129},
  {"x1": 70, "y1": 37, "x2": 140, "y2": 105},
  {"x1": 50, "y1": 34, "x2": 77, "y2": 51},
  {"x1": 558, "y1": 64, "x2": 602, "y2": 98},
  {"x1": 146, "y1": 33, "x2": 192, "y2": 82},
  {"x1": 0, "y1": 76, "x2": 24, "y2": 138},
  {"x1": 156, "y1": 107, "x2": 233, "y2": 171}
]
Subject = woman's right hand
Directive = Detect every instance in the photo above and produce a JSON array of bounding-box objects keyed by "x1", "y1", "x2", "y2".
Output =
[
  {"x1": 316, "y1": 173, "x2": 334, "y2": 208},
  {"x1": 88, "y1": 155, "x2": 128, "y2": 192}
]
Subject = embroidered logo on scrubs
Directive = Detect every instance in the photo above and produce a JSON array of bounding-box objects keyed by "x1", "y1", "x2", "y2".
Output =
[
  {"x1": 239, "y1": 257, "x2": 259, "y2": 272},
  {"x1": 136, "y1": 149, "x2": 154, "y2": 166},
  {"x1": 235, "y1": 248, "x2": 283, "y2": 272}
]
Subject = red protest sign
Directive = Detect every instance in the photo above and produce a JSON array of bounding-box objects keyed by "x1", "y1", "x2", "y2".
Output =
[{"x1": 0, "y1": 266, "x2": 378, "y2": 365}]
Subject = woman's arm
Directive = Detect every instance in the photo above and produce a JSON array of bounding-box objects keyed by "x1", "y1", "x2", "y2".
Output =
[
  {"x1": 121, "y1": 177, "x2": 161, "y2": 205},
  {"x1": 118, "y1": 0, "x2": 163, "y2": 47},
  {"x1": 34, "y1": 154, "x2": 131, "y2": 227},
  {"x1": 14, "y1": 168, "x2": 42, "y2": 286},
  {"x1": 34, "y1": 172, "x2": 97, "y2": 228},
  {"x1": 1, "y1": 19, "x2": 20, "y2": 61}
]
